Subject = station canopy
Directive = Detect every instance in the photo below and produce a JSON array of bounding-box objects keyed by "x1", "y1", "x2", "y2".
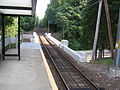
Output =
[{"x1": 0, "y1": 0, "x2": 37, "y2": 16}]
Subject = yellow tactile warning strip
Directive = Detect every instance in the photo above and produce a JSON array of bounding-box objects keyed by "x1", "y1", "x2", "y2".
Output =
[{"x1": 39, "y1": 36, "x2": 58, "y2": 90}]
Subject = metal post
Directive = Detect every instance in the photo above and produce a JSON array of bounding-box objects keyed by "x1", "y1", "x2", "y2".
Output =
[
  {"x1": 18, "y1": 16, "x2": 20, "y2": 60},
  {"x1": 104, "y1": 0, "x2": 114, "y2": 59},
  {"x1": 48, "y1": 21, "x2": 50, "y2": 33},
  {"x1": 63, "y1": 25, "x2": 65, "y2": 39},
  {"x1": 115, "y1": 7, "x2": 120, "y2": 67},
  {"x1": 2, "y1": 14, "x2": 5, "y2": 60},
  {"x1": 92, "y1": 0, "x2": 103, "y2": 60}
]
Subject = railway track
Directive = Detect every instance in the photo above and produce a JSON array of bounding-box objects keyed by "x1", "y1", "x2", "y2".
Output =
[{"x1": 39, "y1": 35, "x2": 101, "y2": 90}]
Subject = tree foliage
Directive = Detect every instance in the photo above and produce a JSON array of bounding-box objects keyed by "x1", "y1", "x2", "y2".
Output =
[
  {"x1": 0, "y1": 16, "x2": 18, "y2": 37},
  {"x1": 5, "y1": 16, "x2": 18, "y2": 37},
  {"x1": 20, "y1": 16, "x2": 35, "y2": 32},
  {"x1": 0, "y1": 16, "x2": 35, "y2": 37},
  {"x1": 39, "y1": 0, "x2": 120, "y2": 51}
]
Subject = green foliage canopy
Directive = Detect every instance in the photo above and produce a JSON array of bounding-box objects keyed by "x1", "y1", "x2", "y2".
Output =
[
  {"x1": 20, "y1": 16, "x2": 35, "y2": 32},
  {"x1": 0, "y1": 16, "x2": 35, "y2": 38},
  {"x1": 39, "y1": 0, "x2": 120, "y2": 50}
]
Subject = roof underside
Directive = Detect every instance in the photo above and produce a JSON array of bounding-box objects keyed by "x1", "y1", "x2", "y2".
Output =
[{"x1": 0, "y1": 0, "x2": 37, "y2": 16}]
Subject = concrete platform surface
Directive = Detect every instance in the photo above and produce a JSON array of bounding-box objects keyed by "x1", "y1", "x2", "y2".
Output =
[
  {"x1": 0, "y1": 49, "x2": 52, "y2": 90},
  {"x1": 20, "y1": 42, "x2": 41, "y2": 49}
]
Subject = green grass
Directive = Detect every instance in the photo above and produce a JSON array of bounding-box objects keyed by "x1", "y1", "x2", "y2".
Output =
[{"x1": 94, "y1": 58, "x2": 113, "y2": 66}]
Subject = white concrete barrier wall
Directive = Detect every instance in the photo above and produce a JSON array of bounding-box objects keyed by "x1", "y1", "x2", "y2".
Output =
[
  {"x1": 61, "y1": 40, "x2": 69, "y2": 46},
  {"x1": 45, "y1": 33, "x2": 61, "y2": 46},
  {"x1": 32, "y1": 32, "x2": 40, "y2": 43},
  {"x1": 0, "y1": 36, "x2": 17, "y2": 50},
  {"x1": 23, "y1": 34, "x2": 33, "y2": 39},
  {"x1": 45, "y1": 33, "x2": 86, "y2": 62},
  {"x1": 0, "y1": 35, "x2": 18, "y2": 56},
  {"x1": 59, "y1": 44, "x2": 81, "y2": 62},
  {"x1": 10, "y1": 37, "x2": 18, "y2": 44},
  {"x1": 5, "y1": 38, "x2": 10, "y2": 47}
]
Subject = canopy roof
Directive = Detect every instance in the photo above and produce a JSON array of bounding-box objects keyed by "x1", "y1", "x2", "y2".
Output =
[{"x1": 0, "y1": 0, "x2": 37, "y2": 16}]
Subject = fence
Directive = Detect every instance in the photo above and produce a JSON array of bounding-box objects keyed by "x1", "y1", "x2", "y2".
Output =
[{"x1": 0, "y1": 34, "x2": 21, "y2": 58}]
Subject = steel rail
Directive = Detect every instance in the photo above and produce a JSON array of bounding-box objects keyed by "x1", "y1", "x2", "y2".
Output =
[
  {"x1": 40, "y1": 35, "x2": 101, "y2": 90},
  {"x1": 45, "y1": 36, "x2": 100, "y2": 90},
  {"x1": 39, "y1": 36, "x2": 70, "y2": 90}
]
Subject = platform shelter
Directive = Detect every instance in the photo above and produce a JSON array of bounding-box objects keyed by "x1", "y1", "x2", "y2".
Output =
[{"x1": 0, "y1": 0, "x2": 37, "y2": 60}]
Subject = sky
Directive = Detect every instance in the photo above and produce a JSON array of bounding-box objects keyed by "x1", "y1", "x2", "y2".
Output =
[{"x1": 36, "y1": 0, "x2": 50, "y2": 20}]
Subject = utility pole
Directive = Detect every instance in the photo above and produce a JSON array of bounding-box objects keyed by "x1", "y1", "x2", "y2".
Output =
[
  {"x1": 115, "y1": 7, "x2": 120, "y2": 67},
  {"x1": 92, "y1": 0, "x2": 103, "y2": 60},
  {"x1": 104, "y1": 0, "x2": 114, "y2": 59}
]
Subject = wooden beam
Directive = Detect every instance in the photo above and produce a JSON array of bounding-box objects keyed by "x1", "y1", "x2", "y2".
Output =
[{"x1": 104, "y1": 0, "x2": 114, "y2": 59}]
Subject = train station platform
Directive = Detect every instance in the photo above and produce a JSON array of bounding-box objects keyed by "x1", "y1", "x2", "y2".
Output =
[{"x1": 0, "y1": 34, "x2": 52, "y2": 90}]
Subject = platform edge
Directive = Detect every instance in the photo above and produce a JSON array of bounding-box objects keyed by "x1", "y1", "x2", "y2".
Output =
[{"x1": 39, "y1": 48, "x2": 58, "y2": 90}]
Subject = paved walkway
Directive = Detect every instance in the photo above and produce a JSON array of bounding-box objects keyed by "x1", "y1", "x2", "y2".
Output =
[
  {"x1": 21, "y1": 42, "x2": 41, "y2": 49},
  {"x1": 0, "y1": 34, "x2": 52, "y2": 90}
]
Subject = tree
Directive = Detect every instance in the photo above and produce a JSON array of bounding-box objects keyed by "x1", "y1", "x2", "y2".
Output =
[
  {"x1": 39, "y1": 0, "x2": 120, "y2": 53},
  {"x1": 20, "y1": 16, "x2": 35, "y2": 32},
  {"x1": 5, "y1": 16, "x2": 18, "y2": 37}
]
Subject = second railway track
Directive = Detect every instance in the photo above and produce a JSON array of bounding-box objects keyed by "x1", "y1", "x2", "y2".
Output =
[{"x1": 39, "y1": 35, "x2": 101, "y2": 90}]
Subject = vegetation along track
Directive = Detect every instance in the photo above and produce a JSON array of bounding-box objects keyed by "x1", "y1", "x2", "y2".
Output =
[{"x1": 39, "y1": 35, "x2": 101, "y2": 90}]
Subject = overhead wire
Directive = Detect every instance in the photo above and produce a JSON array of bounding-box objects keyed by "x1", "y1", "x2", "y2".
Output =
[
  {"x1": 82, "y1": 0, "x2": 102, "y2": 11},
  {"x1": 87, "y1": 0, "x2": 96, "y2": 4}
]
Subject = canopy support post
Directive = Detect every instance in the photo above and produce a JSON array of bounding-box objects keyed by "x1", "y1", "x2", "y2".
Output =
[
  {"x1": 18, "y1": 16, "x2": 20, "y2": 60},
  {"x1": 2, "y1": 14, "x2": 5, "y2": 60}
]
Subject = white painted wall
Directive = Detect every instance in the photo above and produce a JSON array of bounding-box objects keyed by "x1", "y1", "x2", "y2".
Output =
[
  {"x1": 45, "y1": 33, "x2": 87, "y2": 62},
  {"x1": 0, "y1": 35, "x2": 18, "y2": 55}
]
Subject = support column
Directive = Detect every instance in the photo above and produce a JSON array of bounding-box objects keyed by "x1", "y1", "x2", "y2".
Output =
[
  {"x1": 18, "y1": 16, "x2": 20, "y2": 60},
  {"x1": 48, "y1": 21, "x2": 50, "y2": 33},
  {"x1": 115, "y1": 7, "x2": 120, "y2": 67},
  {"x1": 92, "y1": 0, "x2": 103, "y2": 60},
  {"x1": 2, "y1": 14, "x2": 5, "y2": 60},
  {"x1": 104, "y1": 0, "x2": 114, "y2": 59}
]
